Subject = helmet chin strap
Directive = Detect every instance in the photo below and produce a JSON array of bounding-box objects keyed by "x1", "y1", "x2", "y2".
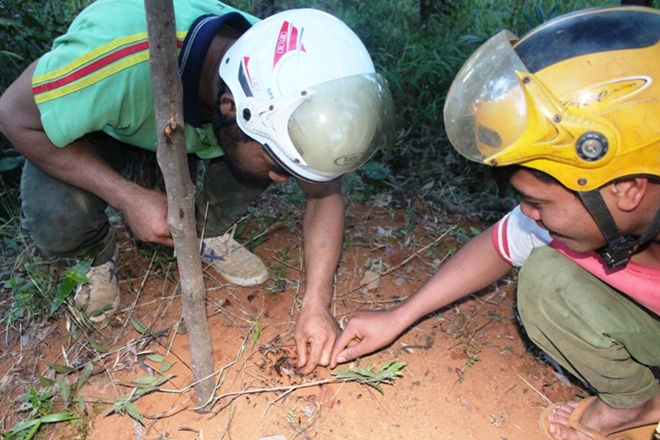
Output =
[{"x1": 578, "y1": 190, "x2": 660, "y2": 269}]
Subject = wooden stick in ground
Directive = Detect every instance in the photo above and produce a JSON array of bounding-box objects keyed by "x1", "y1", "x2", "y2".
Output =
[{"x1": 143, "y1": 0, "x2": 215, "y2": 407}]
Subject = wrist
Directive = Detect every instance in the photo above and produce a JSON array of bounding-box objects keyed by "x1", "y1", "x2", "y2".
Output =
[
  {"x1": 300, "y1": 289, "x2": 332, "y2": 310},
  {"x1": 112, "y1": 181, "x2": 147, "y2": 212},
  {"x1": 388, "y1": 300, "x2": 422, "y2": 332}
]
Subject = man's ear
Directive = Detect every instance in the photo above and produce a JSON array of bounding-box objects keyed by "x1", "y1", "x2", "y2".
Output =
[
  {"x1": 268, "y1": 170, "x2": 290, "y2": 183},
  {"x1": 220, "y1": 90, "x2": 236, "y2": 117},
  {"x1": 608, "y1": 177, "x2": 648, "y2": 212}
]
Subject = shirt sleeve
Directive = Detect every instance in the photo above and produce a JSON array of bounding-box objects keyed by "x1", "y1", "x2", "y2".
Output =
[
  {"x1": 491, "y1": 205, "x2": 551, "y2": 267},
  {"x1": 32, "y1": 0, "x2": 155, "y2": 148}
]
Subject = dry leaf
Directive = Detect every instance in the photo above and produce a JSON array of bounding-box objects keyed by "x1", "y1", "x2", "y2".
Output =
[{"x1": 360, "y1": 270, "x2": 381, "y2": 290}]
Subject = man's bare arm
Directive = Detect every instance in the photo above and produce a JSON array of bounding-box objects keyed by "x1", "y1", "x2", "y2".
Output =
[
  {"x1": 330, "y1": 225, "x2": 513, "y2": 366},
  {"x1": 294, "y1": 178, "x2": 344, "y2": 374}
]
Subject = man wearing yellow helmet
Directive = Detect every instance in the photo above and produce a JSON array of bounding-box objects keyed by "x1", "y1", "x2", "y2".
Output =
[{"x1": 331, "y1": 6, "x2": 660, "y2": 439}]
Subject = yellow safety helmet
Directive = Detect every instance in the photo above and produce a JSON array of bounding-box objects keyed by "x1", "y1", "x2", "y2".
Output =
[{"x1": 444, "y1": 6, "x2": 660, "y2": 192}]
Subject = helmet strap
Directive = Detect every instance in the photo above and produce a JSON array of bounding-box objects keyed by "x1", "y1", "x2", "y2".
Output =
[{"x1": 578, "y1": 190, "x2": 660, "y2": 269}]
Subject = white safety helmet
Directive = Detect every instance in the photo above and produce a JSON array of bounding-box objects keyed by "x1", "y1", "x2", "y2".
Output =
[{"x1": 219, "y1": 8, "x2": 395, "y2": 183}]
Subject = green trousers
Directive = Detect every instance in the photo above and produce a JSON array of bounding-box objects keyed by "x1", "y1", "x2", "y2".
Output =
[{"x1": 518, "y1": 246, "x2": 660, "y2": 409}]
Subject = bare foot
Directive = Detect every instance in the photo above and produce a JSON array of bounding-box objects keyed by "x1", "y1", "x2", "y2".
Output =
[{"x1": 546, "y1": 394, "x2": 660, "y2": 440}]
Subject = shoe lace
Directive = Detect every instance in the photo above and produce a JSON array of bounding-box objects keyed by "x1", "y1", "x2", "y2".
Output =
[
  {"x1": 200, "y1": 223, "x2": 238, "y2": 258},
  {"x1": 220, "y1": 223, "x2": 237, "y2": 256}
]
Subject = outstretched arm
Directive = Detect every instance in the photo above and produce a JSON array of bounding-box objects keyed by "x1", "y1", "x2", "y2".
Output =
[
  {"x1": 330, "y1": 225, "x2": 512, "y2": 366},
  {"x1": 0, "y1": 61, "x2": 173, "y2": 246},
  {"x1": 294, "y1": 178, "x2": 344, "y2": 374}
]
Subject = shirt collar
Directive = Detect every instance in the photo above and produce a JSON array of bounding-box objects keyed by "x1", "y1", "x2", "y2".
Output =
[{"x1": 179, "y1": 12, "x2": 252, "y2": 127}]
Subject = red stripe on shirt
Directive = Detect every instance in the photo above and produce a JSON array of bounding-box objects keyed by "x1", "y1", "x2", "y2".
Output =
[
  {"x1": 492, "y1": 214, "x2": 513, "y2": 265},
  {"x1": 32, "y1": 39, "x2": 184, "y2": 96}
]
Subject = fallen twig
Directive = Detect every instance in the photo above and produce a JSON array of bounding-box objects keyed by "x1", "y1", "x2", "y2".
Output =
[
  {"x1": 517, "y1": 374, "x2": 552, "y2": 404},
  {"x1": 337, "y1": 227, "x2": 455, "y2": 298}
]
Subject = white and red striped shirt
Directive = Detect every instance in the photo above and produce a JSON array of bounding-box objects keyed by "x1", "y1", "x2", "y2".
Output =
[{"x1": 493, "y1": 206, "x2": 660, "y2": 315}]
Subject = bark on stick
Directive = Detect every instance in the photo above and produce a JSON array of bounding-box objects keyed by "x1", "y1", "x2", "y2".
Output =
[{"x1": 144, "y1": 0, "x2": 215, "y2": 407}]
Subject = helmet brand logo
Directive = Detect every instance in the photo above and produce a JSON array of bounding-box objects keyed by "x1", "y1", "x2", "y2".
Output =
[
  {"x1": 240, "y1": 56, "x2": 259, "y2": 97},
  {"x1": 335, "y1": 153, "x2": 365, "y2": 167},
  {"x1": 274, "y1": 21, "x2": 306, "y2": 68},
  {"x1": 562, "y1": 77, "x2": 650, "y2": 113}
]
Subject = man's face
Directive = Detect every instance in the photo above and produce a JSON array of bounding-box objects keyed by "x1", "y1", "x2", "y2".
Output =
[
  {"x1": 214, "y1": 88, "x2": 291, "y2": 184},
  {"x1": 217, "y1": 123, "x2": 291, "y2": 184},
  {"x1": 510, "y1": 169, "x2": 607, "y2": 253}
]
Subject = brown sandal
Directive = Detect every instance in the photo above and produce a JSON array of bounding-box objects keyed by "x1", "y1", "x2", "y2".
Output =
[{"x1": 540, "y1": 396, "x2": 658, "y2": 440}]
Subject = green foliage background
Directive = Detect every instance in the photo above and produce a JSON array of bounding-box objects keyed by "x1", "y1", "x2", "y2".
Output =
[{"x1": 0, "y1": 0, "x2": 632, "y2": 213}]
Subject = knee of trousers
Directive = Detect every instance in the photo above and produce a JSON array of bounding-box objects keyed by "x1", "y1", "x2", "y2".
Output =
[
  {"x1": 21, "y1": 200, "x2": 111, "y2": 258},
  {"x1": 516, "y1": 246, "x2": 589, "y2": 338},
  {"x1": 20, "y1": 160, "x2": 111, "y2": 257}
]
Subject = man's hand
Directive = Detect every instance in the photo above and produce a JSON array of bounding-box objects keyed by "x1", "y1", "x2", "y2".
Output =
[
  {"x1": 119, "y1": 187, "x2": 173, "y2": 247},
  {"x1": 295, "y1": 304, "x2": 341, "y2": 374},
  {"x1": 330, "y1": 310, "x2": 402, "y2": 368}
]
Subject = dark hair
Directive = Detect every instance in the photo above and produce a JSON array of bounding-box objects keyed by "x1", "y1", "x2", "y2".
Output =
[{"x1": 490, "y1": 165, "x2": 564, "y2": 191}]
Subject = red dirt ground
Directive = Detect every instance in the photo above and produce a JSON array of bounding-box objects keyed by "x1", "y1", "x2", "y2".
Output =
[{"x1": 0, "y1": 201, "x2": 584, "y2": 440}]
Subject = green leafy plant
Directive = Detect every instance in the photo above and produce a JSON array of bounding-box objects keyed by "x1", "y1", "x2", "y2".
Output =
[
  {"x1": 252, "y1": 316, "x2": 262, "y2": 348},
  {"x1": 286, "y1": 404, "x2": 298, "y2": 425},
  {"x1": 242, "y1": 206, "x2": 293, "y2": 251},
  {"x1": 108, "y1": 373, "x2": 176, "y2": 423},
  {"x1": 2, "y1": 252, "x2": 93, "y2": 326},
  {"x1": 0, "y1": 0, "x2": 94, "y2": 89},
  {"x1": 331, "y1": 359, "x2": 407, "y2": 394},
  {"x1": 518, "y1": 4, "x2": 562, "y2": 28},
  {"x1": 0, "y1": 361, "x2": 97, "y2": 440},
  {"x1": 136, "y1": 242, "x2": 177, "y2": 283},
  {"x1": 104, "y1": 325, "x2": 177, "y2": 424},
  {"x1": 0, "y1": 153, "x2": 24, "y2": 174},
  {"x1": 2, "y1": 402, "x2": 78, "y2": 440},
  {"x1": 266, "y1": 244, "x2": 297, "y2": 293}
]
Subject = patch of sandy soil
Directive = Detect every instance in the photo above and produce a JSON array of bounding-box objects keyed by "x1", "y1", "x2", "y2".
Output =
[{"x1": 0, "y1": 201, "x2": 584, "y2": 440}]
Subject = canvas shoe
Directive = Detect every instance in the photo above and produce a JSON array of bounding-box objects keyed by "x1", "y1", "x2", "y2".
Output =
[
  {"x1": 201, "y1": 232, "x2": 268, "y2": 286},
  {"x1": 74, "y1": 246, "x2": 120, "y2": 322}
]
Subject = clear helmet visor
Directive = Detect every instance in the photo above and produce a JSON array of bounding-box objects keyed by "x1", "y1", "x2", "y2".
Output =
[
  {"x1": 443, "y1": 30, "x2": 530, "y2": 163},
  {"x1": 287, "y1": 73, "x2": 394, "y2": 175},
  {"x1": 239, "y1": 73, "x2": 394, "y2": 182}
]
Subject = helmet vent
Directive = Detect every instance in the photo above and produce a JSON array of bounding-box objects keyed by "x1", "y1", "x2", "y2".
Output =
[
  {"x1": 576, "y1": 132, "x2": 608, "y2": 162},
  {"x1": 242, "y1": 108, "x2": 252, "y2": 121}
]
